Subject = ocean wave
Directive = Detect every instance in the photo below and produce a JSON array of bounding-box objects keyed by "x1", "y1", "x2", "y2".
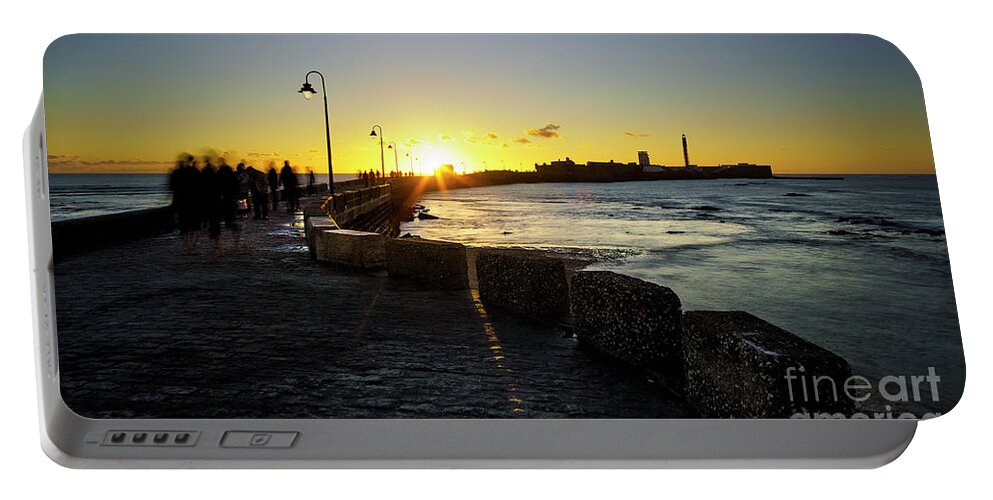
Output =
[{"x1": 835, "y1": 215, "x2": 945, "y2": 237}]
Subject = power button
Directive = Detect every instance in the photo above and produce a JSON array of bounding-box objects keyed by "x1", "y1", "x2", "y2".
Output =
[{"x1": 220, "y1": 431, "x2": 299, "y2": 448}]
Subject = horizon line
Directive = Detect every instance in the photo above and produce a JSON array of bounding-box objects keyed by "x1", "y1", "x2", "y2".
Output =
[{"x1": 48, "y1": 170, "x2": 939, "y2": 176}]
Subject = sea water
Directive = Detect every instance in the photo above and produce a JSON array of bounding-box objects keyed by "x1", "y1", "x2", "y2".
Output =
[{"x1": 402, "y1": 175, "x2": 964, "y2": 412}]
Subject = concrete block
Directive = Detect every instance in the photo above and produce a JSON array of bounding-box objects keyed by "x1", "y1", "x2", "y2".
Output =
[
  {"x1": 315, "y1": 229, "x2": 386, "y2": 269},
  {"x1": 474, "y1": 250, "x2": 570, "y2": 318},
  {"x1": 682, "y1": 311, "x2": 853, "y2": 418},
  {"x1": 571, "y1": 271, "x2": 683, "y2": 382},
  {"x1": 386, "y1": 238, "x2": 469, "y2": 290},
  {"x1": 305, "y1": 216, "x2": 339, "y2": 258}
]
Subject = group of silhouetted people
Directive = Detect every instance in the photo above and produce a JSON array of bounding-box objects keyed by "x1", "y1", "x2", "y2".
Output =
[
  {"x1": 359, "y1": 169, "x2": 380, "y2": 187},
  {"x1": 358, "y1": 169, "x2": 416, "y2": 187},
  {"x1": 170, "y1": 154, "x2": 306, "y2": 250}
]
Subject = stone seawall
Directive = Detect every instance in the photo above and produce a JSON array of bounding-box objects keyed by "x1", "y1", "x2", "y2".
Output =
[
  {"x1": 682, "y1": 311, "x2": 854, "y2": 418},
  {"x1": 305, "y1": 184, "x2": 398, "y2": 237},
  {"x1": 386, "y1": 238, "x2": 469, "y2": 290},
  {"x1": 474, "y1": 249, "x2": 571, "y2": 320},
  {"x1": 304, "y1": 228, "x2": 858, "y2": 418},
  {"x1": 571, "y1": 271, "x2": 684, "y2": 386},
  {"x1": 52, "y1": 206, "x2": 177, "y2": 260}
]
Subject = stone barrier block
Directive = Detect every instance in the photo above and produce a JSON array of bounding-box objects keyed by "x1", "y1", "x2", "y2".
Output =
[
  {"x1": 475, "y1": 250, "x2": 570, "y2": 318},
  {"x1": 386, "y1": 238, "x2": 469, "y2": 290},
  {"x1": 315, "y1": 229, "x2": 386, "y2": 269},
  {"x1": 305, "y1": 216, "x2": 339, "y2": 258},
  {"x1": 570, "y1": 271, "x2": 683, "y2": 382},
  {"x1": 682, "y1": 311, "x2": 853, "y2": 418}
]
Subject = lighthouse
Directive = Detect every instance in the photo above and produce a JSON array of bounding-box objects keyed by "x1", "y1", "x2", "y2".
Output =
[{"x1": 682, "y1": 133, "x2": 690, "y2": 167}]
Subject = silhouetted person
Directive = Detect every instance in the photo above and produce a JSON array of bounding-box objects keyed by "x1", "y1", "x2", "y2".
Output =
[
  {"x1": 307, "y1": 169, "x2": 316, "y2": 195},
  {"x1": 170, "y1": 154, "x2": 201, "y2": 250},
  {"x1": 280, "y1": 160, "x2": 299, "y2": 212},
  {"x1": 267, "y1": 163, "x2": 279, "y2": 211},
  {"x1": 236, "y1": 163, "x2": 251, "y2": 216},
  {"x1": 246, "y1": 166, "x2": 269, "y2": 220},
  {"x1": 216, "y1": 159, "x2": 239, "y2": 230},
  {"x1": 200, "y1": 157, "x2": 222, "y2": 240}
]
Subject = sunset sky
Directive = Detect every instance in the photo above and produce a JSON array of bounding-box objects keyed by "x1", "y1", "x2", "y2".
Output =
[{"x1": 44, "y1": 34, "x2": 935, "y2": 175}]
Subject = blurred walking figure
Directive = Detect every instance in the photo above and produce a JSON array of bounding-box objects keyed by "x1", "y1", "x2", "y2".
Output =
[
  {"x1": 307, "y1": 169, "x2": 316, "y2": 195},
  {"x1": 169, "y1": 154, "x2": 201, "y2": 250},
  {"x1": 267, "y1": 163, "x2": 279, "y2": 211},
  {"x1": 236, "y1": 163, "x2": 252, "y2": 217},
  {"x1": 280, "y1": 160, "x2": 299, "y2": 212},
  {"x1": 246, "y1": 166, "x2": 269, "y2": 220},
  {"x1": 200, "y1": 156, "x2": 222, "y2": 241},
  {"x1": 216, "y1": 158, "x2": 240, "y2": 230}
]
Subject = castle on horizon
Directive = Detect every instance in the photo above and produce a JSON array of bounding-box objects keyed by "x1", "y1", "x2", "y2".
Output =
[{"x1": 534, "y1": 134, "x2": 771, "y2": 179}]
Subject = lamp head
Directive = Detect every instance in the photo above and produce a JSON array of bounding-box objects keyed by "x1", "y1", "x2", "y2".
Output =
[
  {"x1": 298, "y1": 82, "x2": 317, "y2": 100},
  {"x1": 369, "y1": 128, "x2": 378, "y2": 137}
]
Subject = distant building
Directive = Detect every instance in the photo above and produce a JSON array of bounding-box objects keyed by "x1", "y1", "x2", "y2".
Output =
[
  {"x1": 637, "y1": 151, "x2": 650, "y2": 167},
  {"x1": 535, "y1": 157, "x2": 580, "y2": 175},
  {"x1": 534, "y1": 148, "x2": 771, "y2": 179}
]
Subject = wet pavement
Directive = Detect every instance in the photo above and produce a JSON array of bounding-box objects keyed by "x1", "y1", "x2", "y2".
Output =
[{"x1": 54, "y1": 201, "x2": 696, "y2": 419}]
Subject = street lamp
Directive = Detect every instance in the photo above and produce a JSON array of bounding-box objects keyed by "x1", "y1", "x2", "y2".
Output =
[
  {"x1": 387, "y1": 142, "x2": 399, "y2": 176},
  {"x1": 406, "y1": 153, "x2": 413, "y2": 176},
  {"x1": 369, "y1": 125, "x2": 385, "y2": 178},
  {"x1": 298, "y1": 70, "x2": 334, "y2": 196}
]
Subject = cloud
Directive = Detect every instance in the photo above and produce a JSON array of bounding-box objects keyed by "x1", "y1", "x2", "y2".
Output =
[
  {"x1": 623, "y1": 132, "x2": 650, "y2": 138},
  {"x1": 438, "y1": 134, "x2": 453, "y2": 141},
  {"x1": 460, "y1": 130, "x2": 503, "y2": 146},
  {"x1": 514, "y1": 137, "x2": 531, "y2": 144},
  {"x1": 501, "y1": 143, "x2": 509, "y2": 148},
  {"x1": 47, "y1": 155, "x2": 175, "y2": 173},
  {"x1": 48, "y1": 156, "x2": 171, "y2": 167},
  {"x1": 525, "y1": 123, "x2": 561, "y2": 138}
]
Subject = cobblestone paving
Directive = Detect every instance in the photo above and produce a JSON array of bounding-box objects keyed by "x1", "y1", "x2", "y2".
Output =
[{"x1": 54, "y1": 203, "x2": 696, "y2": 419}]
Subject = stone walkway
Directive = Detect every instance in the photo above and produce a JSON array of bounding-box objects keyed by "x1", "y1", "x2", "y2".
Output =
[{"x1": 54, "y1": 201, "x2": 696, "y2": 419}]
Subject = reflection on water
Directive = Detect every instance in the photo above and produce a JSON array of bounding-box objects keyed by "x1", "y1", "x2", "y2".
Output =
[{"x1": 404, "y1": 175, "x2": 964, "y2": 411}]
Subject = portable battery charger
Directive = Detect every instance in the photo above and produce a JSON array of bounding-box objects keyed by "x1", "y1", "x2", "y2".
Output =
[{"x1": 25, "y1": 34, "x2": 962, "y2": 468}]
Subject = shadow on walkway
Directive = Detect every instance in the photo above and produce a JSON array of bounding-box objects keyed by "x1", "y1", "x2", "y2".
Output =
[{"x1": 54, "y1": 202, "x2": 696, "y2": 419}]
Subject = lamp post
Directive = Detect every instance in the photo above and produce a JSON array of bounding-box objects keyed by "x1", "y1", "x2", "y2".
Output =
[
  {"x1": 406, "y1": 153, "x2": 413, "y2": 176},
  {"x1": 387, "y1": 142, "x2": 399, "y2": 177},
  {"x1": 298, "y1": 70, "x2": 334, "y2": 195},
  {"x1": 369, "y1": 125, "x2": 385, "y2": 178}
]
